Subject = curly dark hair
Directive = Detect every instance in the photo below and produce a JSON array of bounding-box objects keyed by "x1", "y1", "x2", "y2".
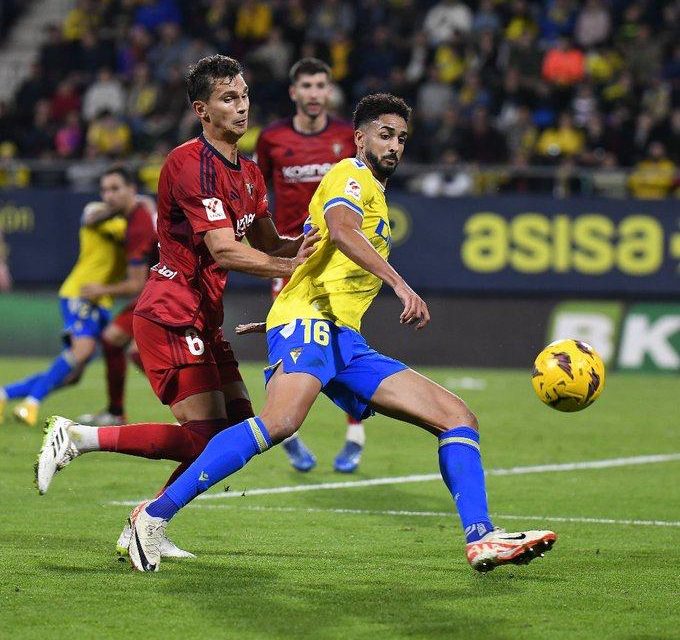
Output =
[
  {"x1": 186, "y1": 55, "x2": 242, "y2": 103},
  {"x1": 352, "y1": 93, "x2": 411, "y2": 129}
]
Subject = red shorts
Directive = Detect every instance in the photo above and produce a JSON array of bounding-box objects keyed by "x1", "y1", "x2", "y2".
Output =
[
  {"x1": 132, "y1": 315, "x2": 243, "y2": 406},
  {"x1": 112, "y1": 301, "x2": 137, "y2": 336},
  {"x1": 271, "y1": 277, "x2": 290, "y2": 300}
]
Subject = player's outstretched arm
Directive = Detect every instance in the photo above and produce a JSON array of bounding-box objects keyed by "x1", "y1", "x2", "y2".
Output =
[
  {"x1": 81, "y1": 264, "x2": 149, "y2": 301},
  {"x1": 246, "y1": 217, "x2": 316, "y2": 258},
  {"x1": 326, "y1": 204, "x2": 430, "y2": 330},
  {"x1": 204, "y1": 226, "x2": 317, "y2": 278}
]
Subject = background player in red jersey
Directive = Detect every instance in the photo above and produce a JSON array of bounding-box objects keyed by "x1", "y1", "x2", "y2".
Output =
[
  {"x1": 77, "y1": 166, "x2": 158, "y2": 426},
  {"x1": 254, "y1": 58, "x2": 364, "y2": 474},
  {"x1": 36, "y1": 55, "x2": 318, "y2": 559}
]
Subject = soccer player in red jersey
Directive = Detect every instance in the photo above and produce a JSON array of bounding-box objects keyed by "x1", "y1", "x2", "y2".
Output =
[
  {"x1": 36, "y1": 55, "x2": 318, "y2": 558},
  {"x1": 77, "y1": 166, "x2": 158, "y2": 426},
  {"x1": 254, "y1": 58, "x2": 364, "y2": 473}
]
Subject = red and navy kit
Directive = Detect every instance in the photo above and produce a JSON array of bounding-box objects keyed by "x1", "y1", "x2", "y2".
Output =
[
  {"x1": 135, "y1": 134, "x2": 270, "y2": 333},
  {"x1": 255, "y1": 116, "x2": 355, "y2": 237},
  {"x1": 112, "y1": 200, "x2": 158, "y2": 336}
]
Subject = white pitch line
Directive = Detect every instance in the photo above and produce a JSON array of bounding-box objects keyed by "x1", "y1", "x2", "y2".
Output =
[
  {"x1": 192, "y1": 504, "x2": 680, "y2": 528},
  {"x1": 108, "y1": 453, "x2": 680, "y2": 507}
]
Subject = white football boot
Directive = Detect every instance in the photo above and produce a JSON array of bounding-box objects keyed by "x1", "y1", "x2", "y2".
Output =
[
  {"x1": 35, "y1": 416, "x2": 81, "y2": 495},
  {"x1": 466, "y1": 528, "x2": 557, "y2": 572},
  {"x1": 128, "y1": 501, "x2": 167, "y2": 572},
  {"x1": 116, "y1": 522, "x2": 195, "y2": 559}
]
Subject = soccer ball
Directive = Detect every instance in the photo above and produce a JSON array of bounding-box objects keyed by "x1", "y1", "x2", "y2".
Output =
[{"x1": 531, "y1": 339, "x2": 606, "y2": 412}]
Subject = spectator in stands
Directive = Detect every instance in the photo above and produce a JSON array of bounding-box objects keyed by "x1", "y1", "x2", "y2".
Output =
[
  {"x1": 133, "y1": 0, "x2": 181, "y2": 32},
  {"x1": 86, "y1": 109, "x2": 131, "y2": 158},
  {"x1": 307, "y1": 0, "x2": 354, "y2": 44},
  {"x1": 535, "y1": 111, "x2": 584, "y2": 161},
  {"x1": 539, "y1": 0, "x2": 577, "y2": 45},
  {"x1": 13, "y1": 63, "x2": 49, "y2": 126},
  {"x1": 20, "y1": 100, "x2": 54, "y2": 157},
  {"x1": 416, "y1": 65, "x2": 457, "y2": 129},
  {"x1": 63, "y1": 0, "x2": 100, "y2": 42},
  {"x1": 116, "y1": 25, "x2": 153, "y2": 79},
  {"x1": 75, "y1": 30, "x2": 116, "y2": 78},
  {"x1": 247, "y1": 27, "x2": 294, "y2": 85},
  {"x1": 628, "y1": 142, "x2": 677, "y2": 199},
  {"x1": 54, "y1": 112, "x2": 83, "y2": 158},
  {"x1": 423, "y1": 0, "x2": 472, "y2": 46},
  {"x1": 574, "y1": 0, "x2": 611, "y2": 49},
  {"x1": 147, "y1": 22, "x2": 187, "y2": 83},
  {"x1": 0, "y1": 141, "x2": 29, "y2": 188},
  {"x1": 181, "y1": 37, "x2": 217, "y2": 71},
  {"x1": 235, "y1": 0, "x2": 273, "y2": 45},
  {"x1": 458, "y1": 106, "x2": 508, "y2": 164},
  {"x1": 542, "y1": 37, "x2": 585, "y2": 86},
  {"x1": 501, "y1": 104, "x2": 538, "y2": 159},
  {"x1": 418, "y1": 149, "x2": 473, "y2": 198},
  {"x1": 49, "y1": 78, "x2": 81, "y2": 124},
  {"x1": 82, "y1": 68, "x2": 125, "y2": 122},
  {"x1": 473, "y1": 0, "x2": 501, "y2": 35}
]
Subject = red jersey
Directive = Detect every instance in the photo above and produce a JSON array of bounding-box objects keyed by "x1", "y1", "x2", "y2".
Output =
[
  {"x1": 125, "y1": 200, "x2": 157, "y2": 267},
  {"x1": 135, "y1": 134, "x2": 270, "y2": 331},
  {"x1": 255, "y1": 116, "x2": 355, "y2": 237}
]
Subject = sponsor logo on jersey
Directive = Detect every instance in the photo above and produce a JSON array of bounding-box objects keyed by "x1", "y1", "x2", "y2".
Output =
[
  {"x1": 281, "y1": 163, "x2": 334, "y2": 183},
  {"x1": 151, "y1": 263, "x2": 178, "y2": 279},
  {"x1": 202, "y1": 197, "x2": 226, "y2": 221},
  {"x1": 345, "y1": 178, "x2": 362, "y2": 200},
  {"x1": 235, "y1": 212, "x2": 256, "y2": 238}
]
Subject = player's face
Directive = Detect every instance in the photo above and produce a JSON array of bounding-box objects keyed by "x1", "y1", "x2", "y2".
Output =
[
  {"x1": 197, "y1": 74, "x2": 249, "y2": 142},
  {"x1": 100, "y1": 174, "x2": 135, "y2": 213},
  {"x1": 290, "y1": 72, "x2": 330, "y2": 119},
  {"x1": 357, "y1": 114, "x2": 408, "y2": 181}
]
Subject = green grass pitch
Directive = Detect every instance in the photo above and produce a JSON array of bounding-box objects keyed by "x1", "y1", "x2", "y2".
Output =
[{"x1": 1, "y1": 357, "x2": 679, "y2": 639}]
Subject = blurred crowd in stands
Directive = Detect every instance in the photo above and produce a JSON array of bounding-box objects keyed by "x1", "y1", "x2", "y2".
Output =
[{"x1": 0, "y1": 0, "x2": 678, "y2": 198}]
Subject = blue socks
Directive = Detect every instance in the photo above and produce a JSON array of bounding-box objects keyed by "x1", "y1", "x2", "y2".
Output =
[
  {"x1": 438, "y1": 426, "x2": 494, "y2": 543},
  {"x1": 26, "y1": 353, "x2": 75, "y2": 402},
  {"x1": 3, "y1": 374, "x2": 44, "y2": 399},
  {"x1": 146, "y1": 417, "x2": 272, "y2": 521}
]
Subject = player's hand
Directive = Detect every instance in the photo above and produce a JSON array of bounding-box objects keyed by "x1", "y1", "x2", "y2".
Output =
[
  {"x1": 235, "y1": 322, "x2": 266, "y2": 335},
  {"x1": 0, "y1": 263, "x2": 11, "y2": 292},
  {"x1": 80, "y1": 283, "x2": 105, "y2": 300},
  {"x1": 291, "y1": 226, "x2": 320, "y2": 272},
  {"x1": 393, "y1": 280, "x2": 430, "y2": 330}
]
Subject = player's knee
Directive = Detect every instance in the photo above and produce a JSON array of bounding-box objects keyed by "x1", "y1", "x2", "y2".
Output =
[
  {"x1": 437, "y1": 397, "x2": 478, "y2": 433},
  {"x1": 259, "y1": 413, "x2": 301, "y2": 444}
]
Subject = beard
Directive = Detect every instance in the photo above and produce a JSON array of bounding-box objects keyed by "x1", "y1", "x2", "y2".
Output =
[{"x1": 366, "y1": 150, "x2": 399, "y2": 180}]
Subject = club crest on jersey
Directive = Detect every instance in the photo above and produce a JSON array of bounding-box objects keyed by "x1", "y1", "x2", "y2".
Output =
[
  {"x1": 345, "y1": 178, "x2": 361, "y2": 200},
  {"x1": 332, "y1": 142, "x2": 343, "y2": 157},
  {"x1": 202, "y1": 197, "x2": 226, "y2": 221}
]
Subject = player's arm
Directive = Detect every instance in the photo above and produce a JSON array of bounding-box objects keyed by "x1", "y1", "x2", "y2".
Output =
[
  {"x1": 325, "y1": 204, "x2": 430, "y2": 329},
  {"x1": 81, "y1": 263, "x2": 149, "y2": 300},
  {"x1": 81, "y1": 202, "x2": 114, "y2": 226},
  {"x1": 203, "y1": 226, "x2": 317, "y2": 278},
  {"x1": 245, "y1": 217, "x2": 313, "y2": 258}
]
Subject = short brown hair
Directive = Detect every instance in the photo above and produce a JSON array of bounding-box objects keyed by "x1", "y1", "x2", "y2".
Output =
[
  {"x1": 186, "y1": 55, "x2": 242, "y2": 102},
  {"x1": 289, "y1": 57, "x2": 331, "y2": 84}
]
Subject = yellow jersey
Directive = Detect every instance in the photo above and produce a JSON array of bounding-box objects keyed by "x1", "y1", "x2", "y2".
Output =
[
  {"x1": 267, "y1": 158, "x2": 391, "y2": 333},
  {"x1": 59, "y1": 216, "x2": 127, "y2": 308}
]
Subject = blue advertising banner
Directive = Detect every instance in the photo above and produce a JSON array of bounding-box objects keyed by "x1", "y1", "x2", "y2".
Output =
[{"x1": 2, "y1": 189, "x2": 678, "y2": 296}]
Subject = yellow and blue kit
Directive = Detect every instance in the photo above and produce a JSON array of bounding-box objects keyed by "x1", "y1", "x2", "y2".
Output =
[
  {"x1": 265, "y1": 158, "x2": 407, "y2": 420},
  {"x1": 58, "y1": 215, "x2": 127, "y2": 340}
]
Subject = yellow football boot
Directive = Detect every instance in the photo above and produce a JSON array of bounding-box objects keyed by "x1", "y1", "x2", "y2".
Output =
[{"x1": 13, "y1": 400, "x2": 40, "y2": 426}]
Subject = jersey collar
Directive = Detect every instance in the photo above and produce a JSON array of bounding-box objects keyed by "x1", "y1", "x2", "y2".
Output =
[{"x1": 199, "y1": 133, "x2": 241, "y2": 171}]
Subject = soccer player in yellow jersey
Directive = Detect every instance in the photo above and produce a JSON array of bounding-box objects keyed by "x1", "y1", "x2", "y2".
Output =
[
  {"x1": 0, "y1": 187, "x2": 127, "y2": 426},
  {"x1": 113, "y1": 94, "x2": 556, "y2": 574}
]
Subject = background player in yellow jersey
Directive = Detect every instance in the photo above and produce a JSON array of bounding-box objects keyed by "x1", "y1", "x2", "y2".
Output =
[
  {"x1": 126, "y1": 94, "x2": 558, "y2": 575},
  {"x1": 1, "y1": 171, "x2": 134, "y2": 426}
]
